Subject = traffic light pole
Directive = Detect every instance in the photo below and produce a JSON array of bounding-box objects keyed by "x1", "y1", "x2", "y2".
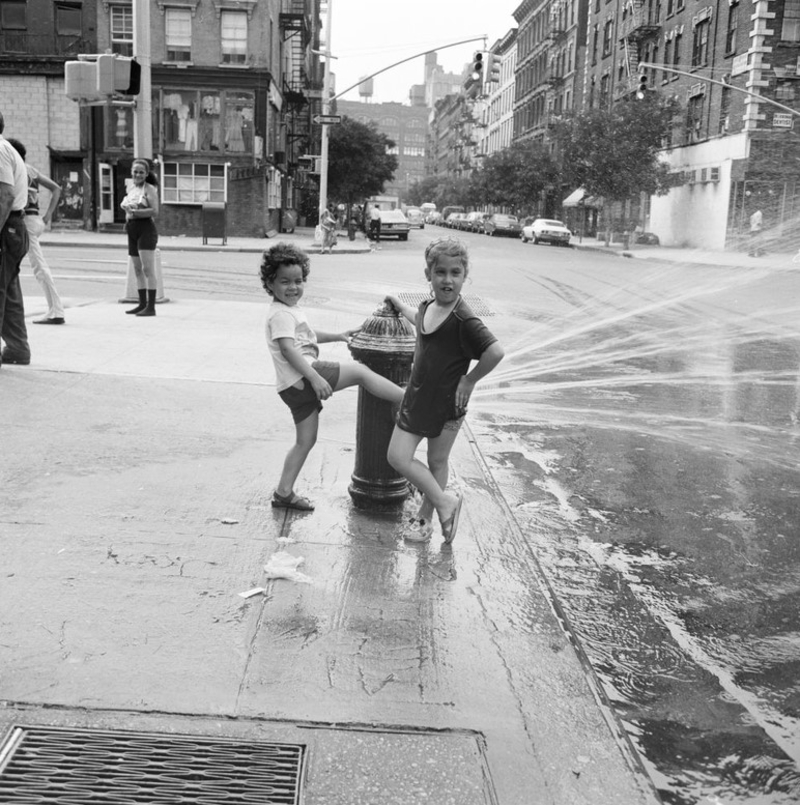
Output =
[
  {"x1": 638, "y1": 61, "x2": 800, "y2": 118},
  {"x1": 133, "y1": 0, "x2": 153, "y2": 159}
]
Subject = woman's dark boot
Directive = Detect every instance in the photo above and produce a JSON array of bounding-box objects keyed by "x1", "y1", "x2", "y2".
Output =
[
  {"x1": 126, "y1": 288, "x2": 147, "y2": 314},
  {"x1": 136, "y1": 289, "x2": 157, "y2": 317}
]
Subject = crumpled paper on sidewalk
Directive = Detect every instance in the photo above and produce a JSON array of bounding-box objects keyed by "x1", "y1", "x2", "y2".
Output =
[
  {"x1": 264, "y1": 551, "x2": 312, "y2": 583},
  {"x1": 238, "y1": 552, "x2": 313, "y2": 597}
]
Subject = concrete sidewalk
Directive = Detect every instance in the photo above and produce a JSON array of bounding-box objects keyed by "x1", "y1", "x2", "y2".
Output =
[{"x1": 0, "y1": 282, "x2": 663, "y2": 803}]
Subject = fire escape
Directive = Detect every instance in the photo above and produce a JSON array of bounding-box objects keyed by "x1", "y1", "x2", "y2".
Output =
[{"x1": 617, "y1": 0, "x2": 661, "y2": 98}]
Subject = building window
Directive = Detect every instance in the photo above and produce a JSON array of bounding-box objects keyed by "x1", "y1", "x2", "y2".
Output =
[
  {"x1": 220, "y1": 9, "x2": 246, "y2": 64},
  {"x1": 165, "y1": 7, "x2": 192, "y2": 61},
  {"x1": 782, "y1": 0, "x2": 800, "y2": 41},
  {"x1": 600, "y1": 73, "x2": 610, "y2": 105},
  {"x1": 55, "y1": 2, "x2": 81, "y2": 36},
  {"x1": 602, "y1": 19, "x2": 613, "y2": 56},
  {"x1": 592, "y1": 24, "x2": 599, "y2": 64},
  {"x1": 686, "y1": 94, "x2": 704, "y2": 142},
  {"x1": 663, "y1": 39, "x2": 672, "y2": 81},
  {"x1": 110, "y1": 5, "x2": 133, "y2": 57},
  {"x1": 162, "y1": 162, "x2": 227, "y2": 204},
  {"x1": 719, "y1": 86, "x2": 731, "y2": 133},
  {"x1": 404, "y1": 146, "x2": 425, "y2": 157},
  {"x1": 673, "y1": 31, "x2": 682, "y2": 67},
  {"x1": 666, "y1": 0, "x2": 673, "y2": 15},
  {"x1": 726, "y1": 2, "x2": 739, "y2": 53},
  {"x1": 692, "y1": 20, "x2": 709, "y2": 67},
  {"x1": 0, "y1": 0, "x2": 26, "y2": 29}
]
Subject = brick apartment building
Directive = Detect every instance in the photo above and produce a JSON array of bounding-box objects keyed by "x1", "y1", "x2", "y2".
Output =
[{"x1": 0, "y1": 0, "x2": 324, "y2": 237}]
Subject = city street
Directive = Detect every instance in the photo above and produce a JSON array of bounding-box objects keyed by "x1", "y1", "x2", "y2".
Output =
[{"x1": 5, "y1": 229, "x2": 800, "y2": 803}]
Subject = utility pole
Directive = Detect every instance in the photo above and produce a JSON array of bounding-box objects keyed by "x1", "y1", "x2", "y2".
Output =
[
  {"x1": 133, "y1": 0, "x2": 153, "y2": 159},
  {"x1": 318, "y1": 1, "x2": 333, "y2": 217}
]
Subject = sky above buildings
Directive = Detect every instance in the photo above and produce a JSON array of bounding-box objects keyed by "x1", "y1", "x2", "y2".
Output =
[{"x1": 327, "y1": 1, "x2": 518, "y2": 105}]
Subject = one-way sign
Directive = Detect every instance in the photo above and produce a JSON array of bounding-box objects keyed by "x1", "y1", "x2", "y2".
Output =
[{"x1": 313, "y1": 114, "x2": 341, "y2": 125}]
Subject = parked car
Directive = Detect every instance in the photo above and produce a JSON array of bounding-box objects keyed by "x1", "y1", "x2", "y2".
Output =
[
  {"x1": 405, "y1": 207, "x2": 425, "y2": 228},
  {"x1": 521, "y1": 218, "x2": 571, "y2": 246},
  {"x1": 463, "y1": 211, "x2": 487, "y2": 233},
  {"x1": 378, "y1": 209, "x2": 411, "y2": 240},
  {"x1": 446, "y1": 212, "x2": 466, "y2": 229},
  {"x1": 426, "y1": 211, "x2": 443, "y2": 225},
  {"x1": 634, "y1": 231, "x2": 660, "y2": 245},
  {"x1": 441, "y1": 206, "x2": 465, "y2": 225},
  {"x1": 484, "y1": 214, "x2": 522, "y2": 237}
]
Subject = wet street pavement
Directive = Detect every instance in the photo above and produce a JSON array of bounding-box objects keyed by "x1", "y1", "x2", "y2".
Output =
[
  {"x1": 468, "y1": 246, "x2": 800, "y2": 803},
  {"x1": 3, "y1": 232, "x2": 800, "y2": 803}
]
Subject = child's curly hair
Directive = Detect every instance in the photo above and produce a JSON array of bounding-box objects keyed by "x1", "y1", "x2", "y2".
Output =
[
  {"x1": 259, "y1": 242, "x2": 310, "y2": 295},
  {"x1": 424, "y1": 236, "x2": 469, "y2": 273}
]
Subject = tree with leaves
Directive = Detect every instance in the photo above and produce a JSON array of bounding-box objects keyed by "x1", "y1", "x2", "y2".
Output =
[
  {"x1": 552, "y1": 95, "x2": 680, "y2": 234},
  {"x1": 473, "y1": 140, "x2": 559, "y2": 216},
  {"x1": 327, "y1": 116, "x2": 398, "y2": 218}
]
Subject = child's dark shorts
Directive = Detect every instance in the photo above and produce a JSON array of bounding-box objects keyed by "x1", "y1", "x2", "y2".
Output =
[{"x1": 278, "y1": 361, "x2": 340, "y2": 424}]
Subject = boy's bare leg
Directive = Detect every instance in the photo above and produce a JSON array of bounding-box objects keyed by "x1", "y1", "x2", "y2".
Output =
[
  {"x1": 387, "y1": 427, "x2": 458, "y2": 521},
  {"x1": 276, "y1": 412, "x2": 319, "y2": 498},
  {"x1": 336, "y1": 363, "x2": 404, "y2": 404}
]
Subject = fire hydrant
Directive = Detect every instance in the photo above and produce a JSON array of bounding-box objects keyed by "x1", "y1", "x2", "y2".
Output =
[{"x1": 347, "y1": 301, "x2": 415, "y2": 509}]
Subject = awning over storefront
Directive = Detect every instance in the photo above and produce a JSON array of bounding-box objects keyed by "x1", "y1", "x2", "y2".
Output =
[{"x1": 562, "y1": 187, "x2": 588, "y2": 207}]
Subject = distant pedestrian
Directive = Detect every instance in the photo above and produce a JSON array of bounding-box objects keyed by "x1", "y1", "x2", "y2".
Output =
[
  {"x1": 748, "y1": 209, "x2": 765, "y2": 257},
  {"x1": 260, "y1": 242, "x2": 404, "y2": 511},
  {"x1": 320, "y1": 204, "x2": 337, "y2": 254},
  {"x1": 369, "y1": 203, "x2": 381, "y2": 249},
  {"x1": 6, "y1": 138, "x2": 65, "y2": 325},
  {"x1": 385, "y1": 237, "x2": 504, "y2": 544},
  {"x1": 121, "y1": 158, "x2": 159, "y2": 316},
  {"x1": 0, "y1": 111, "x2": 31, "y2": 368}
]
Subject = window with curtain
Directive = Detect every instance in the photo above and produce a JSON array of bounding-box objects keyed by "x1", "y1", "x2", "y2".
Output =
[
  {"x1": 782, "y1": 0, "x2": 800, "y2": 41},
  {"x1": 726, "y1": 2, "x2": 739, "y2": 53},
  {"x1": 110, "y1": 5, "x2": 133, "y2": 57},
  {"x1": 220, "y1": 10, "x2": 246, "y2": 64},
  {"x1": 165, "y1": 7, "x2": 192, "y2": 61}
]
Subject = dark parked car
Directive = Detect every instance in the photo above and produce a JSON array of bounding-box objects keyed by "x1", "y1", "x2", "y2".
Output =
[
  {"x1": 484, "y1": 214, "x2": 522, "y2": 237},
  {"x1": 463, "y1": 211, "x2": 488, "y2": 233}
]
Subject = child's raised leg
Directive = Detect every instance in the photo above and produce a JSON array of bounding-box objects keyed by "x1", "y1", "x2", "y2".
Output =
[
  {"x1": 336, "y1": 362, "x2": 404, "y2": 404},
  {"x1": 274, "y1": 411, "x2": 319, "y2": 509},
  {"x1": 387, "y1": 426, "x2": 459, "y2": 525}
]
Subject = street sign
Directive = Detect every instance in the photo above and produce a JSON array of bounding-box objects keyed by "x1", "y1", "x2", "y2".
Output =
[{"x1": 313, "y1": 114, "x2": 341, "y2": 125}]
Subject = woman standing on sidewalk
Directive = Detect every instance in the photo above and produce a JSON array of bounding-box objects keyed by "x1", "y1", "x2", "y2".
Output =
[{"x1": 121, "y1": 158, "x2": 159, "y2": 317}]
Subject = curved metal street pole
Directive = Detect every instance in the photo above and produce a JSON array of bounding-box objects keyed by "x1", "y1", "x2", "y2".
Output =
[{"x1": 318, "y1": 1, "x2": 333, "y2": 218}]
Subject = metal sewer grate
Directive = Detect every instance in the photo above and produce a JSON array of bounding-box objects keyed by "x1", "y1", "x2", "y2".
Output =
[
  {"x1": 0, "y1": 725, "x2": 304, "y2": 804},
  {"x1": 398, "y1": 292, "x2": 494, "y2": 316}
]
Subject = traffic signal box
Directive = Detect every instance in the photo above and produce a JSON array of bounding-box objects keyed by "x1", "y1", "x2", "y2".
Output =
[
  {"x1": 472, "y1": 51, "x2": 484, "y2": 81},
  {"x1": 636, "y1": 71, "x2": 649, "y2": 99},
  {"x1": 65, "y1": 55, "x2": 141, "y2": 101},
  {"x1": 485, "y1": 53, "x2": 501, "y2": 85}
]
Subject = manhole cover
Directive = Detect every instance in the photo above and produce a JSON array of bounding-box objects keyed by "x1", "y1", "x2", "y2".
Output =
[
  {"x1": 0, "y1": 725, "x2": 304, "y2": 804},
  {"x1": 398, "y1": 292, "x2": 494, "y2": 316}
]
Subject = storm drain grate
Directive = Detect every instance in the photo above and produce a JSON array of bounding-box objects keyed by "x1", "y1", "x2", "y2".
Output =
[
  {"x1": 0, "y1": 725, "x2": 304, "y2": 804},
  {"x1": 398, "y1": 292, "x2": 494, "y2": 316}
]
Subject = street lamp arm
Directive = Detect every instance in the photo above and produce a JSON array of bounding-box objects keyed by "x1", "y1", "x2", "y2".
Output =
[
  {"x1": 331, "y1": 36, "x2": 487, "y2": 102},
  {"x1": 638, "y1": 61, "x2": 800, "y2": 118}
]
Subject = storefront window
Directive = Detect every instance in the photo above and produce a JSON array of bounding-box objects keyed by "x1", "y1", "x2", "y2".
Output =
[
  {"x1": 107, "y1": 105, "x2": 134, "y2": 149},
  {"x1": 162, "y1": 162, "x2": 226, "y2": 204},
  {"x1": 224, "y1": 91, "x2": 254, "y2": 153}
]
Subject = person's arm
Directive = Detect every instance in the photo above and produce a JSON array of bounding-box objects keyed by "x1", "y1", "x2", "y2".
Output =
[
  {"x1": 384, "y1": 294, "x2": 418, "y2": 325},
  {"x1": 0, "y1": 182, "x2": 14, "y2": 231},
  {"x1": 36, "y1": 173, "x2": 61, "y2": 225},
  {"x1": 315, "y1": 328, "x2": 358, "y2": 344},
  {"x1": 455, "y1": 341, "x2": 505, "y2": 412},
  {"x1": 275, "y1": 337, "x2": 333, "y2": 400}
]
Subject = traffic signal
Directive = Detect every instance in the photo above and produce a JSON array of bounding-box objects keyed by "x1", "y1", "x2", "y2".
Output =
[
  {"x1": 472, "y1": 51, "x2": 484, "y2": 81},
  {"x1": 65, "y1": 55, "x2": 141, "y2": 101},
  {"x1": 486, "y1": 53, "x2": 501, "y2": 84},
  {"x1": 636, "y1": 71, "x2": 649, "y2": 99},
  {"x1": 97, "y1": 54, "x2": 141, "y2": 95}
]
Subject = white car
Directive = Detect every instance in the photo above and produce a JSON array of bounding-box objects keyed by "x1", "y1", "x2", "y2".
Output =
[{"x1": 521, "y1": 218, "x2": 572, "y2": 246}]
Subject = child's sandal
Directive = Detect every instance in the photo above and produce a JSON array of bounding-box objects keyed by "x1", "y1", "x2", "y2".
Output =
[{"x1": 272, "y1": 491, "x2": 315, "y2": 511}]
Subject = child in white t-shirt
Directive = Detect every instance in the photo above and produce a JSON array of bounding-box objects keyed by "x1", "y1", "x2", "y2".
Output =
[{"x1": 261, "y1": 242, "x2": 404, "y2": 511}]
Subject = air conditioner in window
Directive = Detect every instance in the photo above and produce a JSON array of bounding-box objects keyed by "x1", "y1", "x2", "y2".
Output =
[
  {"x1": 700, "y1": 167, "x2": 708, "y2": 183},
  {"x1": 709, "y1": 166, "x2": 720, "y2": 182},
  {"x1": 687, "y1": 169, "x2": 696, "y2": 185}
]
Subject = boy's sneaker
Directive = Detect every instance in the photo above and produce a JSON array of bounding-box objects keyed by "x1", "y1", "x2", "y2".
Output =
[{"x1": 402, "y1": 517, "x2": 433, "y2": 543}]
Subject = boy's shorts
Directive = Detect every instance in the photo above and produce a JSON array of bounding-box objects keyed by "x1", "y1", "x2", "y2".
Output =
[{"x1": 278, "y1": 361, "x2": 340, "y2": 424}]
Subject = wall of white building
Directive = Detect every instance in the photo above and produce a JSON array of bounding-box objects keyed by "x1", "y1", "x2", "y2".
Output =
[{"x1": 650, "y1": 133, "x2": 748, "y2": 249}]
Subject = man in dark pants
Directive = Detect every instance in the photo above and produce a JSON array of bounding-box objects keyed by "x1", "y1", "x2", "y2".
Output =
[
  {"x1": 368, "y1": 203, "x2": 381, "y2": 250},
  {"x1": 0, "y1": 110, "x2": 31, "y2": 367}
]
